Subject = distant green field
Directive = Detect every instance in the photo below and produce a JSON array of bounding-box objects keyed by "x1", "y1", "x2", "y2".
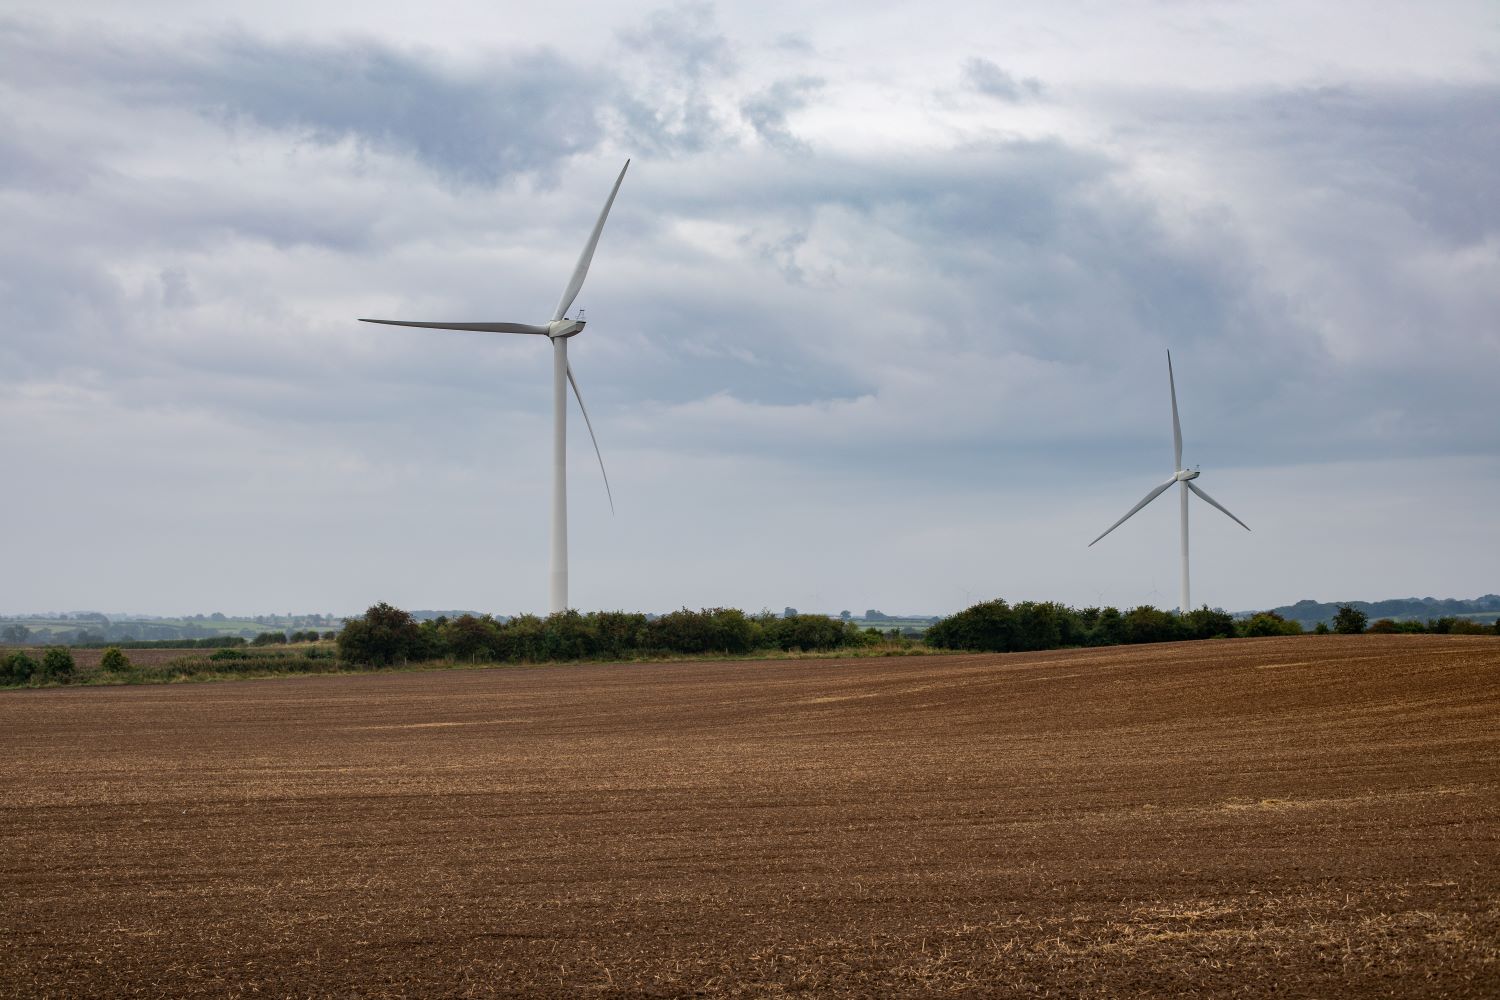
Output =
[{"x1": 851, "y1": 618, "x2": 936, "y2": 634}]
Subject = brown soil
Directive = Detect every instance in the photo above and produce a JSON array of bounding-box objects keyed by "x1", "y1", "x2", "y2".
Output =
[{"x1": 2, "y1": 635, "x2": 1496, "y2": 998}]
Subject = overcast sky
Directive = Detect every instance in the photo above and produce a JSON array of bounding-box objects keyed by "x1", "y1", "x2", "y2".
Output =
[{"x1": 2, "y1": 0, "x2": 1496, "y2": 618}]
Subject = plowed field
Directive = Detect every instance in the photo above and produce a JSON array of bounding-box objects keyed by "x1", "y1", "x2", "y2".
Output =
[{"x1": 2, "y1": 636, "x2": 1497, "y2": 997}]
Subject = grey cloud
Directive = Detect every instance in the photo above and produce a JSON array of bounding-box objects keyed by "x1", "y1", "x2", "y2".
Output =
[
  {"x1": 1255, "y1": 84, "x2": 1500, "y2": 247},
  {"x1": 613, "y1": 2, "x2": 736, "y2": 154},
  {"x1": 0, "y1": 20, "x2": 608, "y2": 187},
  {"x1": 963, "y1": 57, "x2": 1043, "y2": 102},
  {"x1": 740, "y1": 76, "x2": 823, "y2": 155}
]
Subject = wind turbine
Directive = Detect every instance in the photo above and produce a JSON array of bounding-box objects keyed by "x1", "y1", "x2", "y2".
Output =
[
  {"x1": 360, "y1": 160, "x2": 629, "y2": 614},
  {"x1": 1088, "y1": 350, "x2": 1250, "y2": 613}
]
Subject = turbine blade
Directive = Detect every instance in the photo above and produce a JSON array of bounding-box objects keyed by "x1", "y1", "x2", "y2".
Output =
[
  {"x1": 1168, "y1": 349, "x2": 1182, "y2": 470},
  {"x1": 567, "y1": 362, "x2": 614, "y2": 515},
  {"x1": 1088, "y1": 478, "x2": 1176, "y2": 547},
  {"x1": 359, "y1": 319, "x2": 550, "y2": 335},
  {"x1": 1187, "y1": 481, "x2": 1250, "y2": 531},
  {"x1": 552, "y1": 160, "x2": 630, "y2": 322}
]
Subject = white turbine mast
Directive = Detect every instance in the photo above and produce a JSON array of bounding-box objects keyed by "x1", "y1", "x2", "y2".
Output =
[
  {"x1": 1088, "y1": 350, "x2": 1250, "y2": 613},
  {"x1": 360, "y1": 160, "x2": 629, "y2": 615}
]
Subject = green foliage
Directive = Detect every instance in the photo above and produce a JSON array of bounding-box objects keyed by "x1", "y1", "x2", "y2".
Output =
[
  {"x1": 2, "y1": 624, "x2": 32, "y2": 643},
  {"x1": 1333, "y1": 605, "x2": 1368, "y2": 634},
  {"x1": 1239, "y1": 611, "x2": 1303, "y2": 637},
  {"x1": 1088, "y1": 607, "x2": 1126, "y2": 647},
  {"x1": 337, "y1": 603, "x2": 423, "y2": 666},
  {"x1": 924, "y1": 599, "x2": 1015, "y2": 652},
  {"x1": 252, "y1": 632, "x2": 289, "y2": 646},
  {"x1": 40, "y1": 646, "x2": 75, "y2": 683},
  {"x1": 1183, "y1": 606, "x2": 1237, "y2": 640},
  {"x1": 1447, "y1": 619, "x2": 1491, "y2": 635},
  {"x1": 1123, "y1": 606, "x2": 1182, "y2": 644},
  {"x1": 648, "y1": 608, "x2": 758, "y2": 654},
  {"x1": 1313, "y1": 622, "x2": 1330, "y2": 635},
  {"x1": 2, "y1": 650, "x2": 38, "y2": 684},
  {"x1": 100, "y1": 646, "x2": 131, "y2": 673}
]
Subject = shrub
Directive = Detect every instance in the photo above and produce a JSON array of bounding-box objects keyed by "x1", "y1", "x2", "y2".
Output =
[
  {"x1": 252, "y1": 632, "x2": 288, "y2": 646},
  {"x1": 445, "y1": 614, "x2": 502, "y2": 661},
  {"x1": 1183, "y1": 606, "x2": 1237, "y2": 640},
  {"x1": 541, "y1": 610, "x2": 601, "y2": 660},
  {"x1": 100, "y1": 646, "x2": 131, "y2": 673},
  {"x1": 1123, "y1": 606, "x2": 1182, "y2": 645},
  {"x1": 1313, "y1": 622, "x2": 1330, "y2": 635},
  {"x1": 337, "y1": 603, "x2": 423, "y2": 666},
  {"x1": 2, "y1": 651, "x2": 38, "y2": 685},
  {"x1": 925, "y1": 599, "x2": 1015, "y2": 651},
  {"x1": 40, "y1": 647, "x2": 75, "y2": 683},
  {"x1": 1240, "y1": 611, "x2": 1302, "y2": 638},
  {"x1": 1448, "y1": 619, "x2": 1491, "y2": 636}
]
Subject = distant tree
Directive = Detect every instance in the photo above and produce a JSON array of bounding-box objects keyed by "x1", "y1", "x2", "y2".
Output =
[
  {"x1": 445, "y1": 614, "x2": 500, "y2": 661},
  {"x1": 1240, "y1": 611, "x2": 1302, "y2": 638},
  {"x1": 1009, "y1": 601, "x2": 1063, "y2": 651},
  {"x1": 1447, "y1": 619, "x2": 1490, "y2": 636},
  {"x1": 782, "y1": 607, "x2": 798, "y2": 619},
  {"x1": 321, "y1": 630, "x2": 338, "y2": 641},
  {"x1": 1366, "y1": 618, "x2": 1401, "y2": 634},
  {"x1": 925, "y1": 600, "x2": 1014, "y2": 652},
  {"x1": 1313, "y1": 622, "x2": 1330, "y2": 635},
  {"x1": 1183, "y1": 606, "x2": 1236, "y2": 640},
  {"x1": 337, "y1": 603, "x2": 422, "y2": 666},
  {"x1": 590, "y1": 611, "x2": 650, "y2": 658},
  {"x1": 1123, "y1": 606, "x2": 1182, "y2": 645},
  {"x1": 252, "y1": 632, "x2": 288, "y2": 646},
  {"x1": 2, "y1": 624, "x2": 32, "y2": 643},
  {"x1": 839, "y1": 610, "x2": 851, "y2": 621},
  {"x1": 1333, "y1": 605, "x2": 1368, "y2": 635},
  {"x1": 1087, "y1": 607, "x2": 1126, "y2": 647},
  {"x1": 100, "y1": 646, "x2": 131, "y2": 673},
  {"x1": 2, "y1": 651, "x2": 38, "y2": 684},
  {"x1": 541, "y1": 610, "x2": 601, "y2": 660},
  {"x1": 40, "y1": 647, "x2": 75, "y2": 683}
]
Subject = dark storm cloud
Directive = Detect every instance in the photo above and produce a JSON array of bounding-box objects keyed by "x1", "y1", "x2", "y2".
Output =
[{"x1": 962, "y1": 57, "x2": 1044, "y2": 102}]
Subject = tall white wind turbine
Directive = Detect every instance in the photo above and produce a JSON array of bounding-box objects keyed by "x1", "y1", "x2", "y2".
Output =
[
  {"x1": 1088, "y1": 350, "x2": 1250, "y2": 613},
  {"x1": 360, "y1": 160, "x2": 629, "y2": 614}
]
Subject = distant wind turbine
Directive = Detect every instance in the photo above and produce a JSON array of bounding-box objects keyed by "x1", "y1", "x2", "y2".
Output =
[
  {"x1": 1089, "y1": 350, "x2": 1250, "y2": 613},
  {"x1": 361, "y1": 160, "x2": 630, "y2": 614}
]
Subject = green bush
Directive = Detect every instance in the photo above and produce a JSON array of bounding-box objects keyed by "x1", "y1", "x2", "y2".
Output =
[
  {"x1": 100, "y1": 646, "x2": 131, "y2": 673},
  {"x1": 2, "y1": 650, "x2": 38, "y2": 685},
  {"x1": 337, "y1": 603, "x2": 422, "y2": 666},
  {"x1": 40, "y1": 647, "x2": 75, "y2": 683},
  {"x1": 1240, "y1": 611, "x2": 1303, "y2": 637}
]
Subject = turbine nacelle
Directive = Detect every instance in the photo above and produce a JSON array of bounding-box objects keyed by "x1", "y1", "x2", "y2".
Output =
[
  {"x1": 1174, "y1": 468, "x2": 1201, "y2": 482},
  {"x1": 547, "y1": 318, "x2": 585, "y2": 338}
]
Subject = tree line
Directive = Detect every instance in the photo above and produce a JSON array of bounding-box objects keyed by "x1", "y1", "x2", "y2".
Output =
[
  {"x1": 337, "y1": 604, "x2": 880, "y2": 666},
  {"x1": 924, "y1": 599, "x2": 1498, "y2": 652}
]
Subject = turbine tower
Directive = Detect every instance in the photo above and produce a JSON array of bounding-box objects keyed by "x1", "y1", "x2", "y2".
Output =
[
  {"x1": 1088, "y1": 350, "x2": 1250, "y2": 613},
  {"x1": 361, "y1": 160, "x2": 629, "y2": 614}
]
